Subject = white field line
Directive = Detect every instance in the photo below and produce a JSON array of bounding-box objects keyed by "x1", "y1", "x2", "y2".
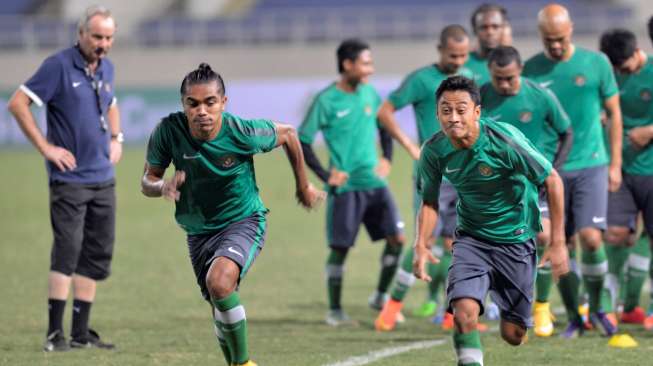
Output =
[{"x1": 321, "y1": 339, "x2": 447, "y2": 366}]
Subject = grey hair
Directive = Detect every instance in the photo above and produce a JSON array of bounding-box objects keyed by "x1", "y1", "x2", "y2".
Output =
[{"x1": 77, "y1": 5, "x2": 113, "y2": 32}]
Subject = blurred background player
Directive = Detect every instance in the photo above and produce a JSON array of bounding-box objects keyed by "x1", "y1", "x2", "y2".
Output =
[
  {"x1": 141, "y1": 63, "x2": 324, "y2": 366},
  {"x1": 523, "y1": 3, "x2": 623, "y2": 339},
  {"x1": 413, "y1": 75, "x2": 568, "y2": 366},
  {"x1": 466, "y1": 3, "x2": 511, "y2": 85},
  {"x1": 480, "y1": 45, "x2": 573, "y2": 337},
  {"x1": 599, "y1": 29, "x2": 653, "y2": 329},
  {"x1": 374, "y1": 25, "x2": 473, "y2": 331},
  {"x1": 298, "y1": 39, "x2": 406, "y2": 326},
  {"x1": 7, "y1": 5, "x2": 121, "y2": 352}
]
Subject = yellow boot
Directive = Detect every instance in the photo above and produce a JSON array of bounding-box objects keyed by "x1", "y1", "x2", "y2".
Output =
[{"x1": 533, "y1": 301, "x2": 554, "y2": 337}]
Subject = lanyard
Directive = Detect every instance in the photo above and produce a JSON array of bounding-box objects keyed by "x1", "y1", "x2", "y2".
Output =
[{"x1": 85, "y1": 66, "x2": 108, "y2": 132}]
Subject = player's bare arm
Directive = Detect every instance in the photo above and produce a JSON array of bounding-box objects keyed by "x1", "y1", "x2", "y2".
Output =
[
  {"x1": 108, "y1": 103, "x2": 122, "y2": 165},
  {"x1": 274, "y1": 122, "x2": 326, "y2": 209},
  {"x1": 627, "y1": 124, "x2": 653, "y2": 150},
  {"x1": 377, "y1": 101, "x2": 421, "y2": 160},
  {"x1": 141, "y1": 163, "x2": 186, "y2": 201},
  {"x1": 604, "y1": 94, "x2": 623, "y2": 192},
  {"x1": 413, "y1": 201, "x2": 440, "y2": 282},
  {"x1": 539, "y1": 168, "x2": 569, "y2": 279},
  {"x1": 7, "y1": 89, "x2": 77, "y2": 172}
]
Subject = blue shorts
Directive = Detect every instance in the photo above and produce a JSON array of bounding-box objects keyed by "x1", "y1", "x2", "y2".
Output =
[
  {"x1": 446, "y1": 230, "x2": 536, "y2": 328},
  {"x1": 608, "y1": 173, "x2": 653, "y2": 235},
  {"x1": 326, "y1": 186, "x2": 404, "y2": 248},
  {"x1": 187, "y1": 212, "x2": 267, "y2": 301},
  {"x1": 561, "y1": 165, "x2": 608, "y2": 236}
]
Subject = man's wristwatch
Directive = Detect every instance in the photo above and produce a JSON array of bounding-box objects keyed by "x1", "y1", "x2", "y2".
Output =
[{"x1": 111, "y1": 131, "x2": 124, "y2": 143}]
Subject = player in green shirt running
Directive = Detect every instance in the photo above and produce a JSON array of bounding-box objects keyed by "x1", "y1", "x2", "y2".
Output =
[
  {"x1": 523, "y1": 3, "x2": 624, "y2": 338},
  {"x1": 481, "y1": 45, "x2": 573, "y2": 337},
  {"x1": 413, "y1": 76, "x2": 568, "y2": 366},
  {"x1": 374, "y1": 25, "x2": 473, "y2": 331},
  {"x1": 141, "y1": 63, "x2": 324, "y2": 366},
  {"x1": 298, "y1": 39, "x2": 406, "y2": 327},
  {"x1": 600, "y1": 29, "x2": 653, "y2": 330},
  {"x1": 466, "y1": 3, "x2": 511, "y2": 85}
]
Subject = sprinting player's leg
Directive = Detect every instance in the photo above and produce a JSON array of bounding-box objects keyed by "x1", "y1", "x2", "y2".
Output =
[{"x1": 189, "y1": 213, "x2": 266, "y2": 366}]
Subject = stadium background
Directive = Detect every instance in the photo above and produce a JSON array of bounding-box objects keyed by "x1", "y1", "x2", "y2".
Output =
[{"x1": 1, "y1": 1, "x2": 653, "y2": 365}]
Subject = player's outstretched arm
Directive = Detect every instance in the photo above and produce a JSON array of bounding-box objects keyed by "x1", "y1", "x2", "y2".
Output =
[
  {"x1": 141, "y1": 162, "x2": 186, "y2": 201},
  {"x1": 275, "y1": 123, "x2": 326, "y2": 209},
  {"x1": 604, "y1": 94, "x2": 623, "y2": 192},
  {"x1": 377, "y1": 101, "x2": 421, "y2": 160},
  {"x1": 413, "y1": 201, "x2": 440, "y2": 282},
  {"x1": 540, "y1": 168, "x2": 569, "y2": 280}
]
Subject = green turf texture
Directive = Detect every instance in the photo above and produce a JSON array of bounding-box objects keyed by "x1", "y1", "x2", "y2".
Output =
[{"x1": 1, "y1": 148, "x2": 651, "y2": 366}]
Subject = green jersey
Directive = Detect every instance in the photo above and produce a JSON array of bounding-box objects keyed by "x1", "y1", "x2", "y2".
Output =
[
  {"x1": 480, "y1": 77, "x2": 571, "y2": 163},
  {"x1": 388, "y1": 64, "x2": 473, "y2": 144},
  {"x1": 523, "y1": 47, "x2": 618, "y2": 171},
  {"x1": 616, "y1": 56, "x2": 653, "y2": 175},
  {"x1": 465, "y1": 51, "x2": 491, "y2": 86},
  {"x1": 299, "y1": 82, "x2": 386, "y2": 194},
  {"x1": 418, "y1": 118, "x2": 552, "y2": 243},
  {"x1": 146, "y1": 111, "x2": 277, "y2": 235}
]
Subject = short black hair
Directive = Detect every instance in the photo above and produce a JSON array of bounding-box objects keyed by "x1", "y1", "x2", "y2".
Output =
[
  {"x1": 647, "y1": 16, "x2": 653, "y2": 45},
  {"x1": 337, "y1": 38, "x2": 370, "y2": 73},
  {"x1": 439, "y1": 24, "x2": 469, "y2": 47},
  {"x1": 180, "y1": 62, "x2": 226, "y2": 96},
  {"x1": 470, "y1": 3, "x2": 508, "y2": 32},
  {"x1": 487, "y1": 46, "x2": 522, "y2": 67},
  {"x1": 435, "y1": 76, "x2": 480, "y2": 106},
  {"x1": 599, "y1": 29, "x2": 637, "y2": 67}
]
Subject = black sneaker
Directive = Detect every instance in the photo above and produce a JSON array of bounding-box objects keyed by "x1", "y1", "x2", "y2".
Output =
[
  {"x1": 70, "y1": 329, "x2": 115, "y2": 350},
  {"x1": 43, "y1": 330, "x2": 70, "y2": 352}
]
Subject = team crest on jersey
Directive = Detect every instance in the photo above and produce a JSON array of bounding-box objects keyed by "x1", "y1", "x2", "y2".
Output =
[
  {"x1": 217, "y1": 155, "x2": 237, "y2": 168},
  {"x1": 365, "y1": 105, "x2": 373, "y2": 116},
  {"x1": 574, "y1": 74, "x2": 586, "y2": 87},
  {"x1": 478, "y1": 163, "x2": 493, "y2": 177},
  {"x1": 640, "y1": 88, "x2": 652, "y2": 101},
  {"x1": 519, "y1": 111, "x2": 533, "y2": 123}
]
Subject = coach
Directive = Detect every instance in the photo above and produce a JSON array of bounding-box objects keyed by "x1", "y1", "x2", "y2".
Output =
[{"x1": 8, "y1": 5, "x2": 121, "y2": 351}]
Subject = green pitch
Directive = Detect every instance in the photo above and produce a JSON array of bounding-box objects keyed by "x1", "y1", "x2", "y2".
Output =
[{"x1": 0, "y1": 147, "x2": 651, "y2": 366}]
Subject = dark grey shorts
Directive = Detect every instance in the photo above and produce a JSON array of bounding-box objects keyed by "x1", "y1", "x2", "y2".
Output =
[
  {"x1": 326, "y1": 186, "x2": 404, "y2": 248},
  {"x1": 561, "y1": 165, "x2": 608, "y2": 236},
  {"x1": 49, "y1": 179, "x2": 116, "y2": 280},
  {"x1": 413, "y1": 180, "x2": 458, "y2": 238},
  {"x1": 187, "y1": 212, "x2": 267, "y2": 301},
  {"x1": 446, "y1": 231, "x2": 536, "y2": 328},
  {"x1": 608, "y1": 173, "x2": 653, "y2": 235}
]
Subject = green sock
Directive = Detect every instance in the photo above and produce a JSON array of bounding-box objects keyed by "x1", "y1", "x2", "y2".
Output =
[
  {"x1": 326, "y1": 249, "x2": 347, "y2": 310},
  {"x1": 390, "y1": 247, "x2": 416, "y2": 301},
  {"x1": 428, "y1": 248, "x2": 452, "y2": 302},
  {"x1": 602, "y1": 244, "x2": 628, "y2": 312},
  {"x1": 581, "y1": 245, "x2": 608, "y2": 314},
  {"x1": 212, "y1": 292, "x2": 248, "y2": 365},
  {"x1": 624, "y1": 235, "x2": 651, "y2": 312},
  {"x1": 212, "y1": 321, "x2": 232, "y2": 365},
  {"x1": 376, "y1": 242, "x2": 402, "y2": 294},
  {"x1": 558, "y1": 249, "x2": 581, "y2": 323},
  {"x1": 536, "y1": 244, "x2": 552, "y2": 303},
  {"x1": 453, "y1": 330, "x2": 483, "y2": 366}
]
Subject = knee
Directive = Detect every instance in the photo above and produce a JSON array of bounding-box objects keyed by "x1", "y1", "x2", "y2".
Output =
[
  {"x1": 501, "y1": 324, "x2": 527, "y2": 346},
  {"x1": 579, "y1": 229, "x2": 603, "y2": 250},
  {"x1": 452, "y1": 299, "x2": 480, "y2": 333},
  {"x1": 604, "y1": 227, "x2": 631, "y2": 246},
  {"x1": 205, "y1": 258, "x2": 240, "y2": 299}
]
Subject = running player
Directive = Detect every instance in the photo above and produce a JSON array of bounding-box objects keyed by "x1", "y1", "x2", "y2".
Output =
[{"x1": 523, "y1": 3, "x2": 623, "y2": 338}]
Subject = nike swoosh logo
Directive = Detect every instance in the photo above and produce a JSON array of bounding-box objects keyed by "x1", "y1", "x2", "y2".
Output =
[
  {"x1": 227, "y1": 246, "x2": 244, "y2": 258},
  {"x1": 336, "y1": 109, "x2": 351, "y2": 118},
  {"x1": 592, "y1": 216, "x2": 605, "y2": 223},
  {"x1": 445, "y1": 166, "x2": 461, "y2": 173},
  {"x1": 539, "y1": 80, "x2": 554, "y2": 88},
  {"x1": 182, "y1": 153, "x2": 201, "y2": 160},
  {"x1": 72, "y1": 81, "x2": 82, "y2": 88},
  {"x1": 490, "y1": 114, "x2": 502, "y2": 121},
  {"x1": 73, "y1": 307, "x2": 81, "y2": 313}
]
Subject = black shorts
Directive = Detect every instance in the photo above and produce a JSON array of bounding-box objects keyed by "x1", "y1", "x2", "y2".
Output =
[
  {"x1": 446, "y1": 230, "x2": 536, "y2": 328},
  {"x1": 187, "y1": 212, "x2": 267, "y2": 301},
  {"x1": 49, "y1": 179, "x2": 116, "y2": 280},
  {"x1": 561, "y1": 166, "x2": 608, "y2": 236},
  {"x1": 608, "y1": 173, "x2": 653, "y2": 235},
  {"x1": 326, "y1": 186, "x2": 404, "y2": 248}
]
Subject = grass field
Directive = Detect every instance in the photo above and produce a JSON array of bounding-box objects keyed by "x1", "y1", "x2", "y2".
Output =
[{"x1": 1, "y1": 147, "x2": 652, "y2": 366}]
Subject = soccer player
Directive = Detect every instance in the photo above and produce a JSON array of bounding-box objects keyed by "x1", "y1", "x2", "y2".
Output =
[
  {"x1": 141, "y1": 63, "x2": 324, "y2": 366},
  {"x1": 413, "y1": 76, "x2": 569, "y2": 365},
  {"x1": 298, "y1": 39, "x2": 406, "y2": 326},
  {"x1": 7, "y1": 5, "x2": 121, "y2": 351},
  {"x1": 523, "y1": 3, "x2": 623, "y2": 338},
  {"x1": 374, "y1": 25, "x2": 472, "y2": 331},
  {"x1": 480, "y1": 45, "x2": 573, "y2": 337},
  {"x1": 466, "y1": 3, "x2": 510, "y2": 85},
  {"x1": 599, "y1": 29, "x2": 653, "y2": 327}
]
